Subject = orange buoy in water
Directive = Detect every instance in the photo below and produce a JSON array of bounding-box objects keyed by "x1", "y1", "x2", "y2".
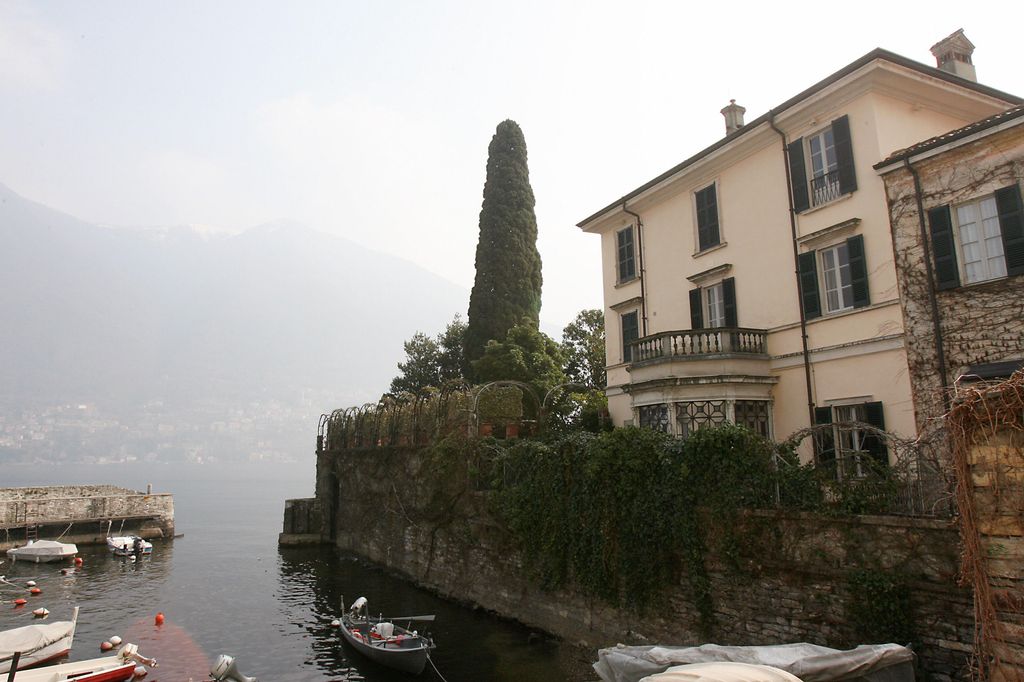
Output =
[
  {"x1": 100, "y1": 641, "x2": 113, "y2": 651},
  {"x1": 154, "y1": 612, "x2": 165, "y2": 626},
  {"x1": 13, "y1": 598, "x2": 27, "y2": 607},
  {"x1": 74, "y1": 557, "x2": 83, "y2": 566},
  {"x1": 29, "y1": 587, "x2": 42, "y2": 595}
]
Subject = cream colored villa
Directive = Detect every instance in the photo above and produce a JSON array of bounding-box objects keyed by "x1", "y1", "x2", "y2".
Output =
[{"x1": 578, "y1": 32, "x2": 1021, "y2": 465}]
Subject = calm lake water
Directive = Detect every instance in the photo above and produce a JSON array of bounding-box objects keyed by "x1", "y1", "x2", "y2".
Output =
[{"x1": 1, "y1": 462, "x2": 594, "y2": 681}]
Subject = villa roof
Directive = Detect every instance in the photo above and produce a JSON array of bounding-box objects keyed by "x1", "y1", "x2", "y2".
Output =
[{"x1": 577, "y1": 48, "x2": 1022, "y2": 229}]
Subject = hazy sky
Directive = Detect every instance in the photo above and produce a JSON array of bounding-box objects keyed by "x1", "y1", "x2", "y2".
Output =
[{"x1": 2, "y1": 1, "x2": 1022, "y2": 334}]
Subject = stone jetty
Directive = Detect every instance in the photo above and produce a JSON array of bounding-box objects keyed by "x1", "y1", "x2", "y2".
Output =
[{"x1": 0, "y1": 484, "x2": 174, "y2": 550}]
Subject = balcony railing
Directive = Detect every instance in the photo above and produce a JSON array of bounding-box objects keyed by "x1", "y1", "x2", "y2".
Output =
[
  {"x1": 627, "y1": 327, "x2": 767, "y2": 363},
  {"x1": 810, "y1": 169, "x2": 841, "y2": 207}
]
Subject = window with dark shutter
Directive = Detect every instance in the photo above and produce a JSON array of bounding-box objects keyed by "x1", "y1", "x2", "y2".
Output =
[
  {"x1": 695, "y1": 184, "x2": 720, "y2": 251},
  {"x1": 616, "y1": 227, "x2": 636, "y2": 283},
  {"x1": 862, "y1": 401, "x2": 887, "y2": 465},
  {"x1": 831, "y1": 115, "x2": 857, "y2": 196},
  {"x1": 813, "y1": 407, "x2": 835, "y2": 466},
  {"x1": 996, "y1": 184, "x2": 1024, "y2": 277},
  {"x1": 798, "y1": 251, "x2": 821, "y2": 319},
  {"x1": 928, "y1": 205, "x2": 960, "y2": 290},
  {"x1": 689, "y1": 288, "x2": 703, "y2": 329},
  {"x1": 722, "y1": 277, "x2": 737, "y2": 327},
  {"x1": 846, "y1": 234, "x2": 869, "y2": 308},
  {"x1": 788, "y1": 138, "x2": 810, "y2": 213},
  {"x1": 621, "y1": 311, "x2": 639, "y2": 363}
]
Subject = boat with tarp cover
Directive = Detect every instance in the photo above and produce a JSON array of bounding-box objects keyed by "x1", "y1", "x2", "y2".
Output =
[
  {"x1": 0, "y1": 607, "x2": 79, "y2": 674},
  {"x1": 5, "y1": 541, "x2": 77, "y2": 564}
]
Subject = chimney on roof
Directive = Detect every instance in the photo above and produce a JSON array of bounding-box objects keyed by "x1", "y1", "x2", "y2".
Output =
[
  {"x1": 930, "y1": 29, "x2": 977, "y2": 82},
  {"x1": 721, "y1": 99, "x2": 746, "y2": 135}
]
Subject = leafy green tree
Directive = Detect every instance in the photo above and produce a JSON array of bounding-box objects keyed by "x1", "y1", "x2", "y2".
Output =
[
  {"x1": 389, "y1": 315, "x2": 467, "y2": 394},
  {"x1": 465, "y1": 120, "x2": 543, "y2": 371},
  {"x1": 472, "y1": 321, "x2": 565, "y2": 399},
  {"x1": 561, "y1": 308, "x2": 606, "y2": 388},
  {"x1": 436, "y1": 314, "x2": 467, "y2": 384},
  {"x1": 389, "y1": 332, "x2": 441, "y2": 395}
]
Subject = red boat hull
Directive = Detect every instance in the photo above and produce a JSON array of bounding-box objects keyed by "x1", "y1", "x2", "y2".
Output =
[{"x1": 64, "y1": 662, "x2": 136, "y2": 682}]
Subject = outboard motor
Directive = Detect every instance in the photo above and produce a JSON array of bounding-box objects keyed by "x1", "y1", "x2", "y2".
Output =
[{"x1": 210, "y1": 654, "x2": 257, "y2": 682}]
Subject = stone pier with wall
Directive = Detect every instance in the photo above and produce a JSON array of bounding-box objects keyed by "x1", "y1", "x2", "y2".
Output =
[
  {"x1": 303, "y1": 444, "x2": 998, "y2": 681},
  {"x1": 0, "y1": 485, "x2": 175, "y2": 550},
  {"x1": 279, "y1": 497, "x2": 320, "y2": 546}
]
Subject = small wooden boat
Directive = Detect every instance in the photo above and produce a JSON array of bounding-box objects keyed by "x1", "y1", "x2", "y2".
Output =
[
  {"x1": 338, "y1": 597, "x2": 435, "y2": 675},
  {"x1": 5, "y1": 643, "x2": 156, "y2": 682},
  {"x1": 6, "y1": 541, "x2": 78, "y2": 564},
  {"x1": 105, "y1": 536, "x2": 152, "y2": 557},
  {"x1": 0, "y1": 607, "x2": 79, "y2": 674}
]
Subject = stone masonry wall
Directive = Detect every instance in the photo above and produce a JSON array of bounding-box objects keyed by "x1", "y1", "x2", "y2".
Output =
[
  {"x1": 882, "y1": 124, "x2": 1024, "y2": 437},
  {"x1": 967, "y1": 428, "x2": 1024, "y2": 680},
  {"x1": 320, "y1": 446, "x2": 979, "y2": 681},
  {"x1": 0, "y1": 485, "x2": 175, "y2": 548}
]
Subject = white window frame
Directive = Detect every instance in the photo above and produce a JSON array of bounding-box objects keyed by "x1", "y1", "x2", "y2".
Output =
[
  {"x1": 953, "y1": 195, "x2": 1007, "y2": 284},
  {"x1": 704, "y1": 281, "x2": 726, "y2": 328},
  {"x1": 832, "y1": 404, "x2": 871, "y2": 479},
  {"x1": 819, "y1": 242, "x2": 854, "y2": 313},
  {"x1": 806, "y1": 125, "x2": 840, "y2": 207}
]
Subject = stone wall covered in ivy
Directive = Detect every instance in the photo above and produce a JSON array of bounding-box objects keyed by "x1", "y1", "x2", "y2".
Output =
[{"x1": 317, "y1": 429, "x2": 982, "y2": 681}]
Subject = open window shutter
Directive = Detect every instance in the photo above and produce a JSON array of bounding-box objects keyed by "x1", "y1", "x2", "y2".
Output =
[
  {"x1": 862, "y1": 401, "x2": 888, "y2": 465},
  {"x1": 722, "y1": 277, "x2": 737, "y2": 327},
  {"x1": 813, "y1": 407, "x2": 835, "y2": 466},
  {"x1": 831, "y1": 115, "x2": 857, "y2": 195},
  {"x1": 689, "y1": 288, "x2": 703, "y2": 329},
  {"x1": 928, "y1": 205, "x2": 960, "y2": 290},
  {"x1": 995, "y1": 184, "x2": 1024, "y2": 276},
  {"x1": 798, "y1": 251, "x2": 821, "y2": 319},
  {"x1": 846, "y1": 234, "x2": 869, "y2": 308},
  {"x1": 787, "y1": 138, "x2": 810, "y2": 213}
]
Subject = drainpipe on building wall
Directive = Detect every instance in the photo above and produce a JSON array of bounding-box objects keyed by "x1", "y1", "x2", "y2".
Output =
[
  {"x1": 903, "y1": 159, "x2": 951, "y2": 412},
  {"x1": 768, "y1": 112, "x2": 816, "y2": 427},
  {"x1": 622, "y1": 203, "x2": 649, "y2": 336}
]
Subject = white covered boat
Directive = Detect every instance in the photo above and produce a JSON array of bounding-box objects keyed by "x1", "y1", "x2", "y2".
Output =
[
  {"x1": 594, "y1": 642, "x2": 915, "y2": 682},
  {"x1": 105, "y1": 536, "x2": 152, "y2": 556},
  {"x1": 0, "y1": 607, "x2": 79, "y2": 674},
  {"x1": 5, "y1": 540, "x2": 78, "y2": 564}
]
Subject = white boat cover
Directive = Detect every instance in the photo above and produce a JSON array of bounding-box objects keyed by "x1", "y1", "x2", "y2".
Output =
[
  {"x1": 0, "y1": 619, "x2": 75, "y2": 668},
  {"x1": 6, "y1": 540, "x2": 78, "y2": 559},
  {"x1": 594, "y1": 642, "x2": 915, "y2": 682},
  {"x1": 643, "y1": 662, "x2": 803, "y2": 682}
]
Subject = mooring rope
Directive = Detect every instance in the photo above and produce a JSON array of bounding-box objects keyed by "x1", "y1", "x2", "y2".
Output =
[
  {"x1": 426, "y1": 652, "x2": 449, "y2": 682},
  {"x1": 55, "y1": 522, "x2": 74, "y2": 540}
]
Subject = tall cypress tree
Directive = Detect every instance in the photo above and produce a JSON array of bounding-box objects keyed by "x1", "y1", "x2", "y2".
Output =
[{"x1": 464, "y1": 120, "x2": 543, "y2": 371}]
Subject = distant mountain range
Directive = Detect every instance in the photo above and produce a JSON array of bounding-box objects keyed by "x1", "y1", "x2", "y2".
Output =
[{"x1": 0, "y1": 182, "x2": 467, "y2": 412}]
